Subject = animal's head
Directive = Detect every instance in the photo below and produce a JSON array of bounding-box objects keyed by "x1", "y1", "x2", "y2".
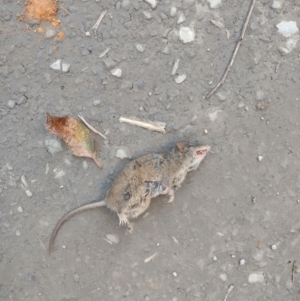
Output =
[{"x1": 176, "y1": 142, "x2": 210, "y2": 171}]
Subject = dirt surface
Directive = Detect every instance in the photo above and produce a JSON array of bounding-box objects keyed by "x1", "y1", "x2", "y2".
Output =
[{"x1": 1, "y1": 0, "x2": 300, "y2": 300}]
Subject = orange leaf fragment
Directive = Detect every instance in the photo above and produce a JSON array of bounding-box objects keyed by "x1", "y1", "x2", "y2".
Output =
[{"x1": 45, "y1": 113, "x2": 102, "y2": 168}]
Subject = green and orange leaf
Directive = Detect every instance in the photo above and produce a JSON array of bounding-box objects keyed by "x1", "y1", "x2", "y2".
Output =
[{"x1": 45, "y1": 112, "x2": 102, "y2": 168}]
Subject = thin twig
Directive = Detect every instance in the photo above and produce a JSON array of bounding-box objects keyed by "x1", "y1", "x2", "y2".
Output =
[
  {"x1": 99, "y1": 47, "x2": 110, "y2": 58},
  {"x1": 119, "y1": 116, "x2": 166, "y2": 133},
  {"x1": 223, "y1": 284, "x2": 234, "y2": 301},
  {"x1": 292, "y1": 260, "x2": 296, "y2": 283},
  {"x1": 205, "y1": 0, "x2": 256, "y2": 99},
  {"x1": 78, "y1": 114, "x2": 107, "y2": 139},
  {"x1": 92, "y1": 10, "x2": 107, "y2": 38},
  {"x1": 144, "y1": 252, "x2": 158, "y2": 263}
]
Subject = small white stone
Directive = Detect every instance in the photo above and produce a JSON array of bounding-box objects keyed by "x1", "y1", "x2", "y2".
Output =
[
  {"x1": 143, "y1": 11, "x2": 153, "y2": 19},
  {"x1": 136, "y1": 44, "x2": 145, "y2": 52},
  {"x1": 239, "y1": 259, "x2": 246, "y2": 265},
  {"x1": 172, "y1": 272, "x2": 177, "y2": 277},
  {"x1": 220, "y1": 273, "x2": 227, "y2": 281},
  {"x1": 17, "y1": 206, "x2": 23, "y2": 213},
  {"x1": 276, "y1": 21, "x2": 299, "y2": 38},
  {"x1": 61, "y1": 62, "x2": 71, "y2": 73},
  {"x1": 106, "y1": 234, "x2": 119, "y2": 244},
  {"x1": 257, "y1": 156, "x2": 263, "y2": 161},
  {"x1": 174, "y1": 74, "x2": 187, "y2": 84},
  {"x1": 25, "y1": 190, "x2": 32, "y2": 197},
  {"x1": 111, "y1": 68, "x2": 122, "y2": 78},
  {"x1": 54, "y1": 170, "x2": 66, "y2": 179},
  {"x1": 116, "y1": 148, "x2": 132, "y2": 159},
  {"x1": 85, "y1": 31, "x2": 91, "y2": 37},
  {"x1": 177, "y1": 12, "x2": 186, "y2": 24},
  {"x1": 208, "y1": 0, "x2": 222, "y2": 9},
  {"x1": 144, "y1": 0, "x2": 157, "y2": 9},
  {"x1": 179, "y1": 27, "x2": 195, "y2": 43},
  {"x1": 162, "y1": 45, "x2": 170, "y2": 54},
  {"x1": 50, "y1": 59, "x2": 62, "y2": 71},
  {"x1": 271, "y1": 244, "x2": 277, "y2": 250},
  {"x1": 272, "y1": 0, "x2": 283, "y2": 9},
  {"x1": 204, "y1": 129, "x2": 208, "y2": 134},
  {"x1": 170, "y1": 7, "x2": 177, "y2": 17},
  {"x1": 248, "y1": 272, "x2": 264, "y2": 283},
  {"x1": 16, "y1": 231, "x2": 21, "y2": 236},
  {"x1": 212, "y1": 256, "x2": 218, "y2": 261},
  {"x1": 7, "y1": 100, "x2": 15, "y2": 109}
]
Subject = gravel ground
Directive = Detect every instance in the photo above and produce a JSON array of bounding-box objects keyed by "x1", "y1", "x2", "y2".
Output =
[{"x1": 1, "y1": 0, "x2": 300, "y2": 300}]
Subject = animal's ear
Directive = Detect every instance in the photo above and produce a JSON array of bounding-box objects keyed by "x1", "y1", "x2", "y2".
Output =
[{"x1": 176, "y1": 142, "x2": 186, "y2": 153}]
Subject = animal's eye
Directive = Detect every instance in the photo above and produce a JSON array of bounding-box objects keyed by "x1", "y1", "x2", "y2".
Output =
[{"x1": 196, "y1": 150, "x2": 203, "y2": 155}]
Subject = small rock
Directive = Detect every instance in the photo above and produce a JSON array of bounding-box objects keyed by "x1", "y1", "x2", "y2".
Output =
[
  {"x1": 61, "y1": 62, "x2": 71, "y2": 73},
  {"x1": 54, "y1": 169, "x2": 66, "y2": 179},
  {"x1": 177, "y1": 12, "x2": 186, "y2": 24},
  {"x1": 45, "y1": 139, "x2": 63, "y2": 155},
  {"x1": 257, "y1": 156, "x2": 263, "y2": 161},
  {"x1": 106, "y1": 234, "x2": 119, "y2": 244},
  {"x1": 276, "y1": 21, "x2": 299, "y2": 38},
  {"x1": 6, "y1": 163, "x2": 13, "y2": 170},
  {"x1": 220, "y1": 273, "x2": 227, "y2": 281},
  {"x1": 144, "y1": 0, "x2": 157, "y2": 9},
  {"x1": 45, "y1": 29, "x2": 57, "y2": 38},
  {"x1": 120, "y1": 80, "x2": 133, "y2": 89},
  {"x1": 208, "y1": 0, "x2": 222, "y2": 9},
  {"x1": 175, "y1": 74, "x2": 187, "y2": 84},
  {"x1": 50, "y1": 59, "x2": 62, "y2": 71},
  {"x1": 143, "y1": 11, "x2": 153, "y2": 19},
  {"x1": 208, "y1": 108, "x2": 221, "y2": 122},
  {"x1": 179, "y1": 27, "x2": 195, "y2": 43},
  {"x1": 239, "y1": 259, "x2": 246, "y2": 265},
  {"x1": 73, "y1": 273, "x2": 80, "y2": 283},
  {"x1": 17, "y1": 206, "x2": 23, "y2": 213},
  {"x1": 93, "y1": 100, "x2": 101, "y2": 106},
  {"x1": 116, "y1": 147, "x2": 132, "y2": 159},
  {"x1": 170, "y1": 7, "x2": 177, "y2": 17},
  {"x1": 85, "y1": 31, "x2": 91, "y2": 37},
  {"x1": 7, "y1": 100, "x2": 15, "y2": 109},
  {"x1": 16, "y1": 231, "x2": 21, "y2": 236},
  {"x1": 271, "y1": 244, "x2": 277, "y2": 250},
  {"x1": 110, "y1": 68, "x2": 122, "y2": 78},
  {"x1": 25, "y1": 190, "x2": 33, "y2": 197},
  {"x1": 212, "y1": 256, "x2": 218, "y2": 261},
  {"x1": 102, "y1": 57, "x2": 117, "y2": 69},
  {"x1": 136, "y1": 44, "x2": 145, "y2": 52},
  {"x1": 172, "y1": 58, "x2": 180, "y2": 75},
  {"x1": 256, "y1": 90, "x2": 265, "y2": 100},
  {"x1": 172, "y1": 272, "x2": 177, "y2": 277},
  {"x1": 162, "y1": 45, "x2": 170, "y2": 54},
  {"x1": 216, "y1": 90, "x2": 231, "y2": 101},
  {"x1": 248, "y1": 272, "x2": 264, "y2": 283},
  {"x1": 82, "y1": 161, "x2": 88, "y2": 170},
  {"x1": 272, "y1": 0, "x2": 283, "y2": 9}
]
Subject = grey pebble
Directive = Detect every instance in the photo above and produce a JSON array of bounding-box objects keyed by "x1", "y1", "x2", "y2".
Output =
[
  {"x1": 17, "y1": 206, "x2": 23, "y2": 213},
  {"x1": 7, "y1": 100, "x2": 15, "y2": 109},
  {"x1": 45, "y1": 139, "x2": 63, "y2": 155},
  {"x1": 106, "y1": 234, "x2": 119, "y2": 244},
  {"x1": 25, "y1": 190, "x2": 33, "y2": 197},
  {"x1": 6, "y1": 163, "x2": 13, "y2": 170},
  {"x1": 73, "y1": 273, "x2": 80, "y2": 283},
  {"x1": 50, "y1": 59, "x2": 62, "y2": 71},
  {"x1": 116, "y1": 147, "x2": 132, "y2": 159},
  {"x1": 45, "y1": 29, "x2": 57, "y2": 38},
  {"x1": 16, "y1": 230, "x2": 21, "y2": 236},
  {"x1": 93, "y1": 100, "x2": 102, "y2": 106},
  {"x1": 62, "y1": 62, "x2": 71, "y2": 73}
]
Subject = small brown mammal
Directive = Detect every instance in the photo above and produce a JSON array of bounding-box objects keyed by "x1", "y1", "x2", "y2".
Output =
[{"x1": 49, "y1": 142, "x2": 210, "y2": 252}]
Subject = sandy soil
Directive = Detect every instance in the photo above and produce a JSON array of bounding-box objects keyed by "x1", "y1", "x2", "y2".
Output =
[{"x1": 1, "y1": 0, "x2": 300, "y2": 300}]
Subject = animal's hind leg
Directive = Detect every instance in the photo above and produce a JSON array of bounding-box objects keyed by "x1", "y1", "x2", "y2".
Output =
[
  {"x1": 161, "y1": 187, "x2": 175, "y2": 203},
  {"x1": 117, "y1": 213, "x2": 133, "y2": 233}
]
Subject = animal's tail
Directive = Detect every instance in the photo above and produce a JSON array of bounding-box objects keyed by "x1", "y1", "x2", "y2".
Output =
[{"x1": 49, "y1": 200, "x2": 106, "y2": 253}]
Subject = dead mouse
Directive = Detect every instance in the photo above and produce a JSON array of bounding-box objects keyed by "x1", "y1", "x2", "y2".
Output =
[{"x1": 49, "y1": 142, "x2": 210, "y2": 252}]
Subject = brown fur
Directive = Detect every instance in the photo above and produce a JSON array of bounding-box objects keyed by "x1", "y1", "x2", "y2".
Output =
[{"x1": 49, "y1": 143, "x2": 210, "y2": 253}]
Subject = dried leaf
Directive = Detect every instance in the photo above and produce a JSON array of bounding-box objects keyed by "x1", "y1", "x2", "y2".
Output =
[{"x1": 45, "y1": 112, "x2": 102, "y2": 168}]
